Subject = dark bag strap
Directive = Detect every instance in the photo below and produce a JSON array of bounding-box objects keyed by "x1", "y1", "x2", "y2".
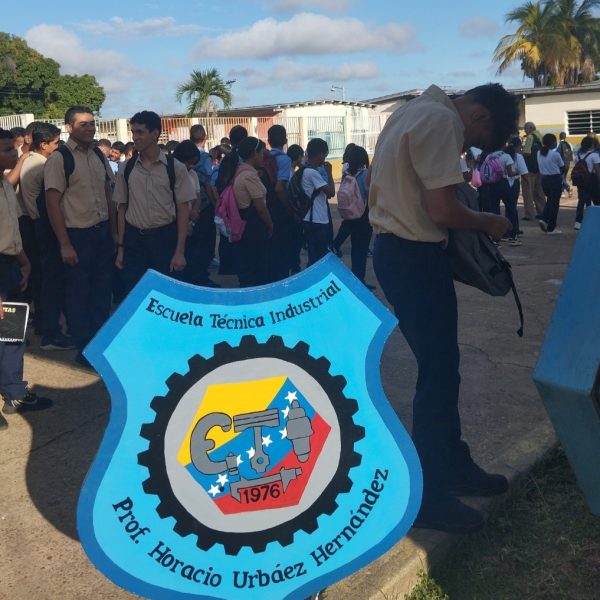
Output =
[
  {"x1": 123, "y1": 154, "x2": 177, "y2": 209},
  {"x1": 511, "y1": 279, "x2": 524, "y2": 338},
  {"x1": 56, "y1": 144, "x2": 110, "y2": 187}
]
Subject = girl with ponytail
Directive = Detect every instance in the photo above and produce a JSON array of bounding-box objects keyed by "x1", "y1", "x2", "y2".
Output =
[{"x1": 536, "y1": 133, "x2": 565, "y2": 234}]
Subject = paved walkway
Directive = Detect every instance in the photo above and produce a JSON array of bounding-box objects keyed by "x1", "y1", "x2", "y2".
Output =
[{"x1": 0, "y1": 199, "x2": 581, "y2": 599}]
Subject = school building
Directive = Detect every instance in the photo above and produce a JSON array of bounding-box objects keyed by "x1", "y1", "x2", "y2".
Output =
[{"x1": 364, "y1": 81, "x2": 600, "y2": 146}]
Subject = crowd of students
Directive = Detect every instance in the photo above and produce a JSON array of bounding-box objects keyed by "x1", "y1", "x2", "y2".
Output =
[
  {"x1": 0, "y1": 106, "x2": 373, "y2": 429},
  {"x1": 464, "y1": 124, "x2": 600, "y2": 241}
]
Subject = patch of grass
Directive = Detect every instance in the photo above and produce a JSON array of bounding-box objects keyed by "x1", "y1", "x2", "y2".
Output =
[
  {"x1": 404, "y1": 570, "x2": 448, "y2": 600},
  {"x1": 405, "y1": 447, "x2": 600, "y2": 600}
]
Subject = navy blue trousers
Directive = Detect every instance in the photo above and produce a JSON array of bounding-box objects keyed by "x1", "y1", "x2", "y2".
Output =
[
  {"x1": 374, "y1": 234, "x2": 468, "y2": 499},
  {"x1": 64, "y1": 222, "x2": 113, "y2": 350}
]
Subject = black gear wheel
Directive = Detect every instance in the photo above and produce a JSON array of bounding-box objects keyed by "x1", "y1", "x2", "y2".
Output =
[{"x1": 138, "y1": 334, "x2": 365, "y2": 555}]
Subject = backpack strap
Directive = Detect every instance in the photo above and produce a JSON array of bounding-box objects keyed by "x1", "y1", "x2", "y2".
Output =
[
  {"x1": 123, "y1": 154, "x2": 177, "y2": 209},
  {"x1": 300, "y1": 166, "x2": 321, "y2": 223},
  {"x1": 56, "y1": 144, "x2": 111, "y2": 187},
  {"x1": 511, "y1": 279, "x2": 524, "y2": 338},
  {"x1": 56, "y1": 145, "x2": 75, "y2": 187}
]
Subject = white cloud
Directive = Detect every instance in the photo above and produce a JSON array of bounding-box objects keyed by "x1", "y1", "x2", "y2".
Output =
[
  {"x1": 269, "y1": 0, "x2": 352, "y2": 13},
  {"x1": 24, "y1": 24, "x2": 158, "y2": 115},
  {"x1": 77, "y1": 16, "x2": 205, "y2": 39},
  {"x1": 229, "y1": 59, "x2": 378, "y2": 89},
  {"x1": 25, "y1": 24, "x2": 147, "y2": 94},
  {"x1": 194, "y1": 13, "x2": 416, "y2": 59},
  {"x1": 459, "y1": 17, "x2": 499, "y2": 39}
]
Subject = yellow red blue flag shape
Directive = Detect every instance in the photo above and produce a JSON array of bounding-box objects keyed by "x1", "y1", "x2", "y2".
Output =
[{"x1": 78, "y1": 254, "x2": 422, "y2": 599}]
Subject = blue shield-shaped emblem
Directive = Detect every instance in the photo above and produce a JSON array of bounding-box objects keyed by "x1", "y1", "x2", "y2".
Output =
[{"x1": 78, "y1": 255, "x2": 422, "y2": 599}]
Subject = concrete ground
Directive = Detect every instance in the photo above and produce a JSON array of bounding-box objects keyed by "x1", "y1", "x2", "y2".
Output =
[{"x1": 0, "y1": 197, "x2": 582, "y2": 599}]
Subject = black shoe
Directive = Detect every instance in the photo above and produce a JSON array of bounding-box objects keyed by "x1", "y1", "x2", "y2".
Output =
[
  {"x1": 75, "y1": 352, "x2": 95, "y2": 371},
  {"x1": 413, "y1": 493, "x2": 484, "y2": 534},
  {"x1": 446, "y1": 461, "x2": 508, "y2": 497},
  {"x1": 40, "y1": 334, "x2": 76, "y2": 351},
  {"x1": 0, "y1": 412, "x2": 7, "y2": 430},
  {"x1": 3, "y1": 390, "x2": 53, "y2": 414}
]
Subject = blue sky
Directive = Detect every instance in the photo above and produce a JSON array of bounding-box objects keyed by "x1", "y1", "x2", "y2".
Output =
[{"x1": 5, "y1": 0, "x2": 535, "y2": 117}]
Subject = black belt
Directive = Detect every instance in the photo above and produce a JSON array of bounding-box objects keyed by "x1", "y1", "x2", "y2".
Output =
[{"x1": 125, "y1": 221, "x2": 175, "y2": 236}]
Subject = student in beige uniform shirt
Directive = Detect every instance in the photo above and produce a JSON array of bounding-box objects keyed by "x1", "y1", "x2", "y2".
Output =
[
  {"x1": 44, "y1": 106, "x2": 115, "y2": 368},
  {"x1": 114, "y1": 111, "x2": 194, "y2": 294},
  {"x1": 19, "y1": 123, "x2": 74, "y2": 351},
  {"x1": 0, "y1": 129, "x2": 52, "y2": 431},
  {"x1": 370, "y1": 84, "x2": 518, "y2": 534}
]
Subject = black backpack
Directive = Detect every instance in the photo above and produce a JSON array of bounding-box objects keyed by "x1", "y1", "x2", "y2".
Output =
[
  {"x1": 36, "y1": 144, "x2": 111, "y2": 227},
  {"x1": 524, "y1": 137, "x2": 542, "y2": 173},
  {"x1": 122, "y1": 154, "x2": 176, "y2": 209},
  {"x1": 288, "y1": 166, "x2": 320, "y2": 222},
  {"x1": 447, "y1": 183, "x2": 523, "y2": 337}
]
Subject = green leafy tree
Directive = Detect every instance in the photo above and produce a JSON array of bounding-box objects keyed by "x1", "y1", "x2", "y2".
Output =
[
  {"x1": 494, "y1": 0, "x2": 600, "y2": 87},
  {"x1": 175, "y1": 68, "x2": 233, "y2": 118},
  {"x1": 0, "y1": 33, "x2": 60, "y2": 115},
  {"x1": 0, "y1": 33, "x2": 105, "y2": 118},
  {"x1": 46, "y1": 74, "x2": 105, "y2": 118}
]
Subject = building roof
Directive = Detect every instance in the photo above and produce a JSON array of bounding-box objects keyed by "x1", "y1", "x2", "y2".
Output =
[
  {"x1": 364, "y1": 81, "x2": 600, "y2": 105},
  {"x1": 218, "y1": 99, "x2": 376, "y2": 117}
]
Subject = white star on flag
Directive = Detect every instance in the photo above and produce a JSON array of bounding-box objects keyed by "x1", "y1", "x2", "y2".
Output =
[
  {"x1": 262, "y1": 435, "x2": 273, "y2": 448},
  {"x1": 285, "y1": 391, "x2": 298, "y2": 403},
  {"x1": 208, "y1": 484, "x2": 220, "y2": 497},
  {"x1": 236, "y1": 454, "x2": 243, "y2": 466},
  {"x1": 217, "y1": 473, "x2": 229, "y2": 486},
  {"x1": 247, "y1": 447, "x2": 255, "y2": 459},
  {"x1": 282, "y1": 406, "x2": 290, "y2": 419},
  {"x1": 280, "y1": 427, "x2": 288, "y2": 439}
]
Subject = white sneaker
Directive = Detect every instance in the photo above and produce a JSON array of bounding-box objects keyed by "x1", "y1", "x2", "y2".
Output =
[
  {"x1": 538, "y1": 220, "x2": 548, "y2": 233},
  {"x1": 574, "y1": 222, "x2": 581, "y2": 230},
  {"x1": 547, "y1": 229, "x2": 563, "y2": 235}
]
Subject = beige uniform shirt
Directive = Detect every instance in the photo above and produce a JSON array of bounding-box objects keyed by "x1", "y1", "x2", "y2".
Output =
[
  {"x1": 369, "y1": 84, "x2": 465, "y2": 245},
  {"x1": 233, "y1": 164, "x2": 266, "y2": 209},
  {"x1": 44, "y1": 137, "x2": 113, "y2": 228},
  {"x1": 0, "y1": 177, "x2": 23, "y2": 256},
  {"x1": 113, "y1": 153, "x2": 195, "y2": 229},
  {"x1": 19, "y1": 152, "x2": 47, "y2": 220}
]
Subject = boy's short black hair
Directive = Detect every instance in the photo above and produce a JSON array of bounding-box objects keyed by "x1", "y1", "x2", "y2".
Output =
[
  {"x1": 9, "y1": 126, "x2": 25, "y2": 138},
  {"x1": 229, "y1": 125, "x2": 248, "y2": 147},
  {"x1": 65, "y1": 106, "x2": 94, "y2": 125},
  {"x1": 287, "y1": 144, "x2": 304, "y2": 162},
  {"x1": 267, "y1": 124, "x2": 287, "y2": 148},
  {"x1": 112, "y1": 141, "x2": 126, "y2": 152},
  {"x1": 173, "y1": 140, "x2": 200, "y2": 164},
  {"x1": 306, "y1": 138, "x2": 328, "y2": 158},
  {"x1": 464, "y1": 83, "x2": 519, "y2": 150},
  {"x1": 130, "y1": 110, "x2": 162, "y2": 135},
  {"x1": 31, "y1": 123, "x2": 61, "y2": 151},
  {"x1": 97, "y1": 138, "x2": 111, "y2": 147}
]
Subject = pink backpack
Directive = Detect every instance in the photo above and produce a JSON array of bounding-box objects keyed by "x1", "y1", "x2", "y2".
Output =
[
  {"x1": 337, "y1": 174, "x2": 366, "y2": 220},
  {"x1": 214, "y1": 177, "x2": 246, "y2": 242}
]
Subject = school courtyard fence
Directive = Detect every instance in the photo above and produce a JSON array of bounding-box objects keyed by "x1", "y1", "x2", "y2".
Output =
[{"x1": 0, "y1": 113, "x2": 388, "y2": 158}]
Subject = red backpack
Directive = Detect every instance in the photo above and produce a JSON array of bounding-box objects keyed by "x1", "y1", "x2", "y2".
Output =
[{"x1": 337, "y1": 174, "x2": 366, "y2": 220}]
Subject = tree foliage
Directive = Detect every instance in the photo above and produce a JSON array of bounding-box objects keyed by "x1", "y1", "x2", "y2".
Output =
[
  {"x1": 494, "y1": 0, "x2": 600, "y2": 87},
  {"x1": 175, "y1": 68, "x2": 233, "y2": 118},
  {"x1": 0, "y1": 33, "x2": 105, "y2": 117}
]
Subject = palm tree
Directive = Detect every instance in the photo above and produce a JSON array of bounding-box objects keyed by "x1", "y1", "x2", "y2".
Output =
[
  {"x1": 494, "y1": 1, "x2": 563, "y2": 87},
  {"x1": 175, "y1": 69, "x2": 233, "y2": 118},
  {"x1": 550, "y1": 0, "x2": 600, "y2": 85},
  {"x1": 494, "y1": 0, "x2": 600, "y2": 87}
]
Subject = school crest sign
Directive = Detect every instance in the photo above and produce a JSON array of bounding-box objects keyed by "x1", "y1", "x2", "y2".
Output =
[{"x1": 78, "y1": 255, "x2": 422, "y2": 599}]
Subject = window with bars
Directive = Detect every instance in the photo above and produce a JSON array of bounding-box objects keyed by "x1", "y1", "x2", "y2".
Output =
[{"x1": 567, "y1": 110, "x2": 600, "y2": 135}]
